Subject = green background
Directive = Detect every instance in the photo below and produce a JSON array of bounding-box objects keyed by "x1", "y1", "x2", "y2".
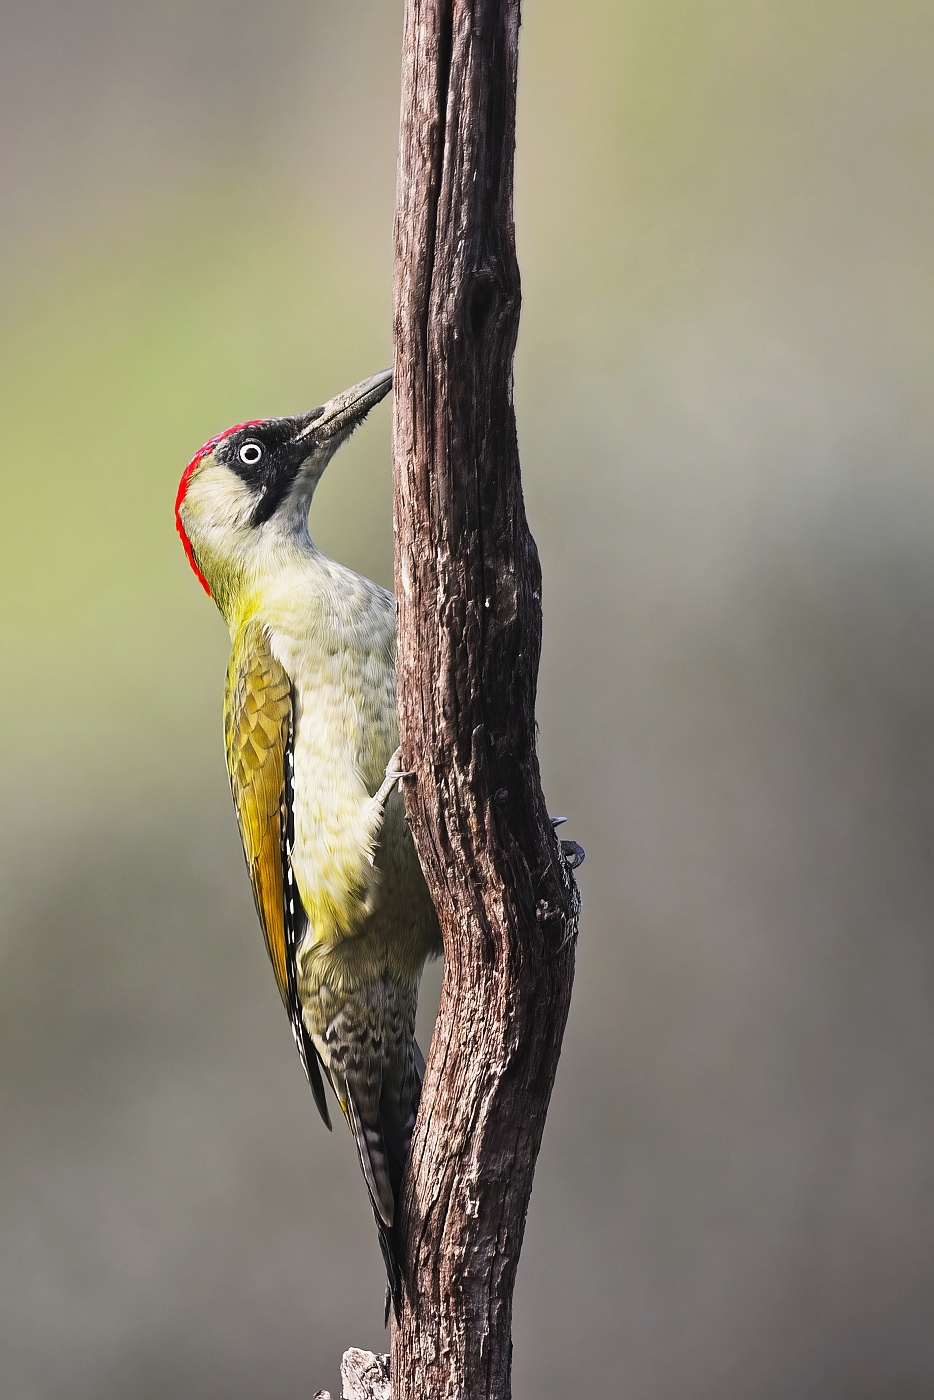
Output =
[{"x1": 2, "y1": 2, "x2": 933, "y2": 1396}]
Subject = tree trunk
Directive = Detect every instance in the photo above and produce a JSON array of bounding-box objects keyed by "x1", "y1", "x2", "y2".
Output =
[{"x1": 390, "y1": 2, "x2": 580, "y2": 1398}]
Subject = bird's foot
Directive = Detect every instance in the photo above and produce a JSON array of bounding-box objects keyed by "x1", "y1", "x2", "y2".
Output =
[
  {"x1": 371, "y1": 745, "x2": 414, "y2": 814},
  {"x1": 551, "y1": 815, "x2": 584, "y2": 868}
]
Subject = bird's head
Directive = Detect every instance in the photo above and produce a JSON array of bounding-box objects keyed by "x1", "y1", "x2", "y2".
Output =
[{"x1": 175, "y1": 369, "x2": 392, "y2": 605}]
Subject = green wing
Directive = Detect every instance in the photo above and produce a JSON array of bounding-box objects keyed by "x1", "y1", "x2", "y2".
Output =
[{"x1": 224, "y1": 618, "x2": 331, "y2": 1129}]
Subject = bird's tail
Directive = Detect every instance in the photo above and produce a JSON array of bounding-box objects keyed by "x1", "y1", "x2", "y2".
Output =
[
  {"x1": 346, "y1": 1037, "x2": 424, "y2": 1320},
  {"x1": 374, "y1": 1211, "x2": 403, "y2": 1323},
  {"x1": 312, "y1": 978, "x2": 425, "y2": 1317}
]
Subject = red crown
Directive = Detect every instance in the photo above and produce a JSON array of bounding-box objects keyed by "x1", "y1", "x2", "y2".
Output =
[{"x1": 175, "y1": 421, "x2": 262, "y2": 596}]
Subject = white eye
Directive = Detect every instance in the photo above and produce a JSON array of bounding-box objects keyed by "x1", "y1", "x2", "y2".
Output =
[{"x1": 239, "y1": 441, "x2": 263, "y2": 466}]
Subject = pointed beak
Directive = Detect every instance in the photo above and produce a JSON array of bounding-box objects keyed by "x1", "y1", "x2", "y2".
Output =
[{"x1": 294, "y1": 369, "x2": 393, "y2": 445}]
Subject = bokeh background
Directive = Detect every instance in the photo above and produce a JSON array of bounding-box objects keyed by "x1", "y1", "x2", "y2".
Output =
[{"x1": 2, "y1": 2, "x2": 933, "y2": 1396}]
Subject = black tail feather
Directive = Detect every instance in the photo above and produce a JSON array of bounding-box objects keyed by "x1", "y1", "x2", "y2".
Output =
[
  {"x1": 374, "y1": 1209, "x2": 403, "y2": 1324},
  {"x1": 371, "y1": 1058, "x2": 424, "y2": 1323}
]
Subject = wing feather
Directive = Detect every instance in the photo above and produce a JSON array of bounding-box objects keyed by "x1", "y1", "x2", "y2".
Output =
[{"x1": 224, "y1": 619, "x2": 331, "y2": 1129}]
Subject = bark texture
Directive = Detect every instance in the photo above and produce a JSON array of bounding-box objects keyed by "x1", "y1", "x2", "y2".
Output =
[
  {"x1": 341, "y1": 1350, "x2": 391, "y2": 1400},
  {"x1": 391, "y1": 2, "x2": 579, "y2": 1398}
]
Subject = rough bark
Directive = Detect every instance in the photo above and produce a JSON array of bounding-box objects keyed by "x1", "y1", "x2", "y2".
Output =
[
  {"x1": 390, "y1": 2, "x2": 579, "y2": 1398},
  {"x1": 341, "y1": 1350, "x2": 391, "y2": 1400}
]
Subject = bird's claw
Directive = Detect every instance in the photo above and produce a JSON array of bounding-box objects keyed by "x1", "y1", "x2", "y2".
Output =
[
  {"x1": 372, "y1": 745, "x2": 414, "y2": 813},
  {"x1": 550, "y1": 815, "x2": 583, "y2": 867},
  {"x1": 387, "y1": 765, "x2": 415, "y2": 786},
  {"x1": 384, "y1": 744, "x2": 415, "y2": 786},
  {"x1": 561, "y1": 839, "x2": 585, "y2": 869}
]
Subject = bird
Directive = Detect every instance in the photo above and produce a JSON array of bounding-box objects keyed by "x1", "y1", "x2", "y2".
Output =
[{"x1": 175, "y1": 369, "x2": 441, "y2": 1310}]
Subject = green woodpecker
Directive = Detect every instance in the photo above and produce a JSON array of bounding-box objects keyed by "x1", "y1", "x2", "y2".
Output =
[{"x1": 175, "y1": 370, "x2": 440, "y2": 1306}]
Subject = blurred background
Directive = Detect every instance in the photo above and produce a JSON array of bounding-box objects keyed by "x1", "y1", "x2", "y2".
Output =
[{"x1": 2, "y1": 1, "x2": 933, "y2": 1396}]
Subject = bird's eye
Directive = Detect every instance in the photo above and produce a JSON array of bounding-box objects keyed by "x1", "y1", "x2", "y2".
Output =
[{"x1": 239, "y1": 441, "x2": 263, "y2": 466}]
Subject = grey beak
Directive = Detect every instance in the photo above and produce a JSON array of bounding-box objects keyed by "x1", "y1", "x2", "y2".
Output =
[{"x1": 295, "y1": 369, "x2": 393, "y2": 443}]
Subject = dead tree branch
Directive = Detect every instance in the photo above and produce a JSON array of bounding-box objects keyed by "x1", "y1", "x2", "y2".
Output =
[{"x1": 389, "y1": 2, "x2": 580, "y2": 1397}]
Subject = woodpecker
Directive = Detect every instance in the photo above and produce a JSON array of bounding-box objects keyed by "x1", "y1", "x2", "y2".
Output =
[{"x1": 175, "y1": 370, "x2": 440, "y2": 1307}]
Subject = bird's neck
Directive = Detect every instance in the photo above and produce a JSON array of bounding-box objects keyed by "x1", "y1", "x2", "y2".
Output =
[{"x1": 204, "y1": 524, "x2": 320, "y2": 634}]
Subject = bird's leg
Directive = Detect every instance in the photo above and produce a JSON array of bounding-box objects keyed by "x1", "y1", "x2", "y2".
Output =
[
  {"x1": 363, "y1": 748, "x2": 414, "y2": 878},
  {"x1": 370, "y1": 745, "x2": 414, "y2": 819}
]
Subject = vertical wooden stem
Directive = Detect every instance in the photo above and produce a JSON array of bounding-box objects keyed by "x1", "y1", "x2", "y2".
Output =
[{"x1": 391, "y1": 2, "x2": 579, "y2": 1397}]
